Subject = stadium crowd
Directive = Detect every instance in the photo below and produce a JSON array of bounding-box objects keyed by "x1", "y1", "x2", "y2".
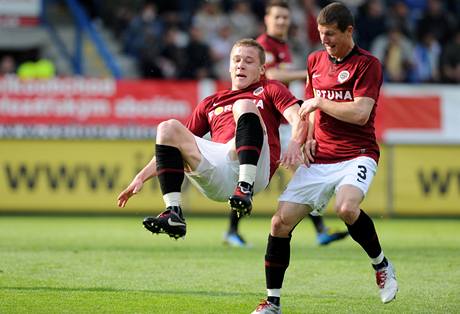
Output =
[{"x1": 101, "y1": 0, "x2": 460, "y2": 83}]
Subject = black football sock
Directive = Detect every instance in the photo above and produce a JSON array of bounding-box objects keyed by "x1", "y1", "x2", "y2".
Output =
[
  {"x1": 235, "y1": 113, "x2": 263, "y2": 166},
  {"x1": 309, "y1": 215, "x2": 326, "y2": 233},
  {"x1": 346, "y1": 209, "x2": 382, "y2": 259},
  {"x1": 265, "y1": 234, "x2": 291, "y2": 291},
  {"x1": 228, "y1": 210, "x2": 240, "y2": 233},
  {"x1": 156, "y1": 144, "x2": 184, "y2": 196}
]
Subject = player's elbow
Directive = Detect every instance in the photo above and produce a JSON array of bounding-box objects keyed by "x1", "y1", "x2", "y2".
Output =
[
  {"x1": 355, "y1": 115, "x2": 369, "y2": 126},
  {"x1": 353, "y1": 112, "x2": 370, "y2": 126}
]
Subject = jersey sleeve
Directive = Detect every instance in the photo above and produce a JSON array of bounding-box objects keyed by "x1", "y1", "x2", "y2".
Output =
[
  {"x1": 259, "y1": 41, "x2": 277, "y2": 70},
  {"x1": 267, "y1": 80, "x2": 301, "y2": 114},
  {"x1": 353, "y1": 57, "x2": 383, "y2": 101},
  {"x1": 185, "y1": 97, "x2": 211, "y2": 137}
]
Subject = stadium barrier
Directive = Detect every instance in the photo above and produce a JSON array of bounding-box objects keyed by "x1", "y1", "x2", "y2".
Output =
[{"x1": 0, "y1": 77, "x2": 459, "y2": 216}]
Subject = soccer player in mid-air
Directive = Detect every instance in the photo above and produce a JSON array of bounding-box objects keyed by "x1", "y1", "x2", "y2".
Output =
[
  {"x1": 117, "y1": 38, "x2": 308, "y2": 240},
  {"x1": 224, "y1": 0, "x2": 348, "y2": 248},
  {"x1": 252, "y1": 3, "x2": 398, "y2": 313}
]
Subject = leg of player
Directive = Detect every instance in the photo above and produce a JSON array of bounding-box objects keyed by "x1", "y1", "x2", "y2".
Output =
[
  {"x1": 223, "y1": 210, "x2": 248, "y2": 248},
  {"x1": 252, "y1": 201, "x2": 309, "y2": 314},
  {"x1": 336, "y1": 185, "x2": 398, "y2": 303},
  {"x1": 143, "y1": 119, "x2": 201, "y2": 239},
  {"x1": 228, "y1": 99, "x2": 264, "y2": 217},
  {"x1": 308, "y1": 214, "x2": 349, "y2": 246}
]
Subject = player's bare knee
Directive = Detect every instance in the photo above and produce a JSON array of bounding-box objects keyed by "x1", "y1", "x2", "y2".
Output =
[
  {"x1": 157, "y1": 119, "x2": 182, "y2": 144},
  {"x1": 233, "y1": 99, "x2": 257, "y2": 115},
  {"x1": 270, "y1": 214, "x2": 291, "y2": 237},
  {"x1": 336, "y1": 203, "x2": 359, "y2": 224}
]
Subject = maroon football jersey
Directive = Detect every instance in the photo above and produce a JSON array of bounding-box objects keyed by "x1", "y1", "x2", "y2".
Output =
[
  {"x1": 256, "y1": 33, "x2": 293, "y2": 70},
  {"x1": 186, "y1": 79, "x2": 300, "y2": 178},
  {"x1": 306, "y1": 46, "x2": 382, "y2": 164}
]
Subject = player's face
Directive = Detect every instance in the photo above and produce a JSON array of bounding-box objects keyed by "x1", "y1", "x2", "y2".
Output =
[
  {"x1": 229, "y1": 46, "x2": 264, "y2": 90},
  {"x1": 265, "y1": 6, "x2": 290, "y2": 39},
  {"x1": 318, "y1": 23, "x2": 353, "y2": 59}
]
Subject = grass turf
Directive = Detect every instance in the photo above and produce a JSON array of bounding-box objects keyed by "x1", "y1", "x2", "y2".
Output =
[{"x1": 0, "y1": 215, "x2": 459, "y2": 313}]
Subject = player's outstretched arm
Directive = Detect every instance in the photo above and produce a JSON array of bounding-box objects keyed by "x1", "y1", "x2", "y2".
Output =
[
  {"x1": 303, "y1": 111, "x2": 316, "y2": 167},
  {"x1": 299, "y1": 97, "x2": 375, "y2": 125},
  {"x1": 117, "y1": 156, "x2": 158, "y2": 208},
  {"x1": 265, "y1": 68, "x2": 308, "y2": 84},
  {"x1": 280, "y1": 104, "x2": 308, "y2": 168}
]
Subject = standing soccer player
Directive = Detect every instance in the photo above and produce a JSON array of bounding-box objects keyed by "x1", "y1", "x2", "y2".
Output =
[
  {"x1": 117, "y1": 39, "x2": 308, "y2": 240},
  {"x1": 252, "y1": 3, "x2": 398, "y2": 313},
  {"x1": 224, "y1": 0, "x2": 348, "y2": 248}
]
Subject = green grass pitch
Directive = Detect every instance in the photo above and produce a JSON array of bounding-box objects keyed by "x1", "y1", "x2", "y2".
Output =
[{"x1": 1, "y1": 215, "x2": 459, "y2": 313}]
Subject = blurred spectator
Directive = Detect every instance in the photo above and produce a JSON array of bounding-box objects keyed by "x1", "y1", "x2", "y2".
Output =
[
  {"x1": 137, "y1": 31, "x2": 163, "y2": 78},
  {"x1": 17, "y1": 59, "x2": 55, "y2": 80},
  {"x1": 440, "y1": 28, "x2": 460, "y2": 83},
  {"x1": 180, "y1": 26, "x2": 216, "y2": 80},
  {"x1": 355, "y1": 0, "x2": 387, "y2": 51},
  {"x1": 416, "y1": 0, "x2": 457, "y2": 45},
  {"x1": 210, "y1": 23, "x2": 237, "y2": 80},
  {"x1": 341, "y1": 0, "x2": 367, "y2": 14},
  {"x1": 403, "y1": 0, "x2": 427, "y2": 21},
  {"x1": 122, "y1": 3, "x2": 164, "y2": 57},
  {"x1": 371, "y1": 27, "x2": 414, "y2": 82},
  {"x1": 303, "y1": 0, "x2": 322, "y2": 52},
  {"x1": 192, "y1": 1, "x2": 228, "y2": 46},
  {"x1": 412, "y1": 31, "x2": 441, "y2": 83},
  {"x1": 0, "y1": 55, "x2": 16, "y2": 76},
  {"x1": 228, "y1": 1, "x2": 259, "y2": 38},
  {"x1": 80, "y1": 0, "x2": 101, "y2": 21},
  {"x1": 159, "y1": 27, "x2": 187, "y2": 78},
  {"x1": 386, "y1": 1, "x2": 416, "y2": 40},
  {"x1": 288, "y1": 0, "x2": 308, "y2": 54},
  {"x1": 111, "y1": 6, "x2": 135, "y2": 40},
  {"x1": 288, "y1": 23, "x2": 309, "y2": 69}
]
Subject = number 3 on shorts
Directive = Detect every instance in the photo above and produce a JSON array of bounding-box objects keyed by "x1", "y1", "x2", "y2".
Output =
[{"x1": 357, "y1": 165, "x2": 367, "y2": 183}]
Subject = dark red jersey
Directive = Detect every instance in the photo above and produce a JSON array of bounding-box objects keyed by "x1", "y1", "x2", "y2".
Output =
[
  {"x1": 306, "y1": 46, "x2": 382, "y2": 164},
  {"x1": 256, "y1": 33, "x2": 293, "y2": 70},
  {"x1": 186, "y1": 79, "x2": 300, "y2": 178}
]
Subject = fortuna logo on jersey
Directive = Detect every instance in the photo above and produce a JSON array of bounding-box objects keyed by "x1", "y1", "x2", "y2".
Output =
[
  {"x1": 208, "y1": 99, "x2": 264, "y2": 120},
  {"x1": 314, "y1": 89, "x2": 353, "y2": 100},
  {"x1": 338, "y1": 70, "x2": 350, "y2": 83}
]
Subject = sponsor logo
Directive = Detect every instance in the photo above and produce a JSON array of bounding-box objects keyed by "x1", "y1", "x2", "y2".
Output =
[
  {"x1": 207, "y1": 99, "x2": 264, "y2": 120},
  {"x1": 338, "y1": 70, "x2": 350, "y2": 83},
  {"x1": 312, "y1": 73, "x2": 321, "y2": 78},
  {"x1": 253, "y1": 87, "x2": 264, "y2": 96},
  {"x1": 314, "y1": 89, "x2": 353, "y2": 100},
  {"x1": 168, "y1": 217, "x2": 186, "y2": 227}
]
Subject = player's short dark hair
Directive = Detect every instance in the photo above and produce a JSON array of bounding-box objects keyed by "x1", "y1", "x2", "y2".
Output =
[
  {"x1": 232, "y1": 38, "x2": 266, "y2": 65},
  {"x1": 265, "y1": 0, "x2": 289, "y2": 15},
  {"x1": 317, "y1": 2, "x2": 354, "y2": 32}
]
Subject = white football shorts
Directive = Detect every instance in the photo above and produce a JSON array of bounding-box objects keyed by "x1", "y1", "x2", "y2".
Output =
[
  {"x1": 278, "y1": 156, "x2": 377, "y2": 215},
  {"x1": 185, "y1": 133, "x2": 270, "y2": 202}
]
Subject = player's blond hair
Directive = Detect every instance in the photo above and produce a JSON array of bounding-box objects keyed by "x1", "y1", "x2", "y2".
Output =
[{"x1": 232, "y1": 38, "x2": 266, "y2": 65}]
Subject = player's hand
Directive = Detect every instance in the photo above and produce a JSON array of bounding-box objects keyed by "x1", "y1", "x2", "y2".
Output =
[
  {"x1": 299, "y1": 98, "x2": 320, "y2": 120},
  {"x1": 117, "y1": 177, "x2": 144, "y2": 208},
  {"x1": 280, "y1": 139, "x2": 304, "y2": 169},
  {"x1": 303, "y1": 138, "x2": 316, "y2": 167}
]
